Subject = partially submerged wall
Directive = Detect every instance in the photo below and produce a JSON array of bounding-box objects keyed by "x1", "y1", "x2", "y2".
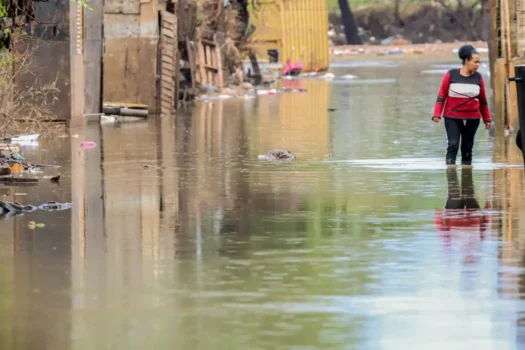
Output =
[{"x1": 104, "y1": 0, "x2": 162, "y2": 114}]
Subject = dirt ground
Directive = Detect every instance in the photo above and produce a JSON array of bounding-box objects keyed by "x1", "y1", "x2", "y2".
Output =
[
  {"x1": 329, "y1": 41, "x2": 489, "y2": 60},
  {"x1": 329, "y1": 4, "x2": 488, "y2": 45}
]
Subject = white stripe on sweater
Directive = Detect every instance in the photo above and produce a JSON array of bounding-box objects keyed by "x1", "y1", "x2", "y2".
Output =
[{"x1": 448, "y1": 83, "x2": 480, "y2": 98}]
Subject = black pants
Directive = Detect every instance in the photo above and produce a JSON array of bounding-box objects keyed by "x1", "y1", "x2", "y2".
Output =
[
  {"x1": 444, "y1": 117, "x2": 480, "y2": 165},
  {"x1": 445, "y1": 167, "x2": 480, "y2": 210}
]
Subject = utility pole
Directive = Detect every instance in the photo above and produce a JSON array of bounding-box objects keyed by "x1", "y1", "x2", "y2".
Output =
[
  {"x1": 84, "y1": 0, "x2": 104, "y2": 115},
  {"x1": 69, "y1": 0, "x2": 104, "y2": 126},
  {"x1": 69, "y1": 0, "x2": 86, "y2": 126}
]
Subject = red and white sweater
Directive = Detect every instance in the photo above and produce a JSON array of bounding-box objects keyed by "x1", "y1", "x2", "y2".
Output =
[{"x1": 433, "y1": 69, "x2": 492, "y2": 122}]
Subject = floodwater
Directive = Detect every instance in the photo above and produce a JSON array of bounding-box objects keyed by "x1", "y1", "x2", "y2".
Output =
[{"x1": 1, "y1": 58, "x2": 525, "y2": 350}]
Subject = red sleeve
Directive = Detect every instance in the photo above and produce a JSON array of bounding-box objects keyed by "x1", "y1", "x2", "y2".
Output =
[
  {"x1": 479, "y1": 76, "x2": 492, "y2": 123},
  {"x1": 433, "y1": 71, "x2": 450, "y2": 119}
]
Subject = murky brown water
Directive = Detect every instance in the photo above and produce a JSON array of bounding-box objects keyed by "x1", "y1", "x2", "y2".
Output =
[{"x1": 1, "y1": 58, "x2": 525, "y2": 349}]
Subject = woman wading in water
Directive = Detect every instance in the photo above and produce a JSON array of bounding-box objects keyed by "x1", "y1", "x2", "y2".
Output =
[{"x1": 432, "y1": 45, "x2": 492, "y2": 166}]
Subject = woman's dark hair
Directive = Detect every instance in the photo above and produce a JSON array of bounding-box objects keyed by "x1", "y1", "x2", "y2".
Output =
[{"x1": 458, "y1": 45, "x2": 479, "y2": 65}]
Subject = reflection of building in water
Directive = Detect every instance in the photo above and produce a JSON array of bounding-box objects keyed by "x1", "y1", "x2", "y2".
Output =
[
  {"x1": 251, "y1": 80, "x2": 330, "y2": 159},
  {"x1": 0, "y1": 139, "x2": 73, "y2": 350},
  {"x1": 491, "y1": 135, "x2": 525, "y2": 348}
]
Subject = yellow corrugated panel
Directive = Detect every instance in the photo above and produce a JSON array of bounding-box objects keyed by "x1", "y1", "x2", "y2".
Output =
[
  {"x1": 250, "y1": 0, "x2": 329, "y2": 72},
  {"x1": 249, "y1": 0, "x2": 282, "y2": 59},
  {"x1": 279, "y1": 0, "x2": 329, "y2": 71}
]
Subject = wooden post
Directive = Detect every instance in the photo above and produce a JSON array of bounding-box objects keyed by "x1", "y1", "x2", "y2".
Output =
[
  {"x1": 69, "y1": 0, "x2": 86, "y2": 126},
  {"x1": 173, "y1": 1, "x2": 180, "y2": 111},
  {"x1": 214, "y1": 32, "x2": 225, "y2": 88},
  {"x1": 187, "y1": 40, "x2": 197, "y2": 91},
  {"x1": 494, "y1": 59, "x2": 507, "y2": 138},
  {"x1": 489, "y1": 0, "x2": 498, "y2": 89},
  {"x1": 159, "y1": 10, "x2": 178, "y2": 116},
  {"x1": 197, "y1": 41, "x2": 207, "y2": 85},
  {"x1": 84, "y1": 0, "x2": 104, "y2": 114},
  {"x1": 503, "y1": 0, "x2": 519, "y2": 131}
]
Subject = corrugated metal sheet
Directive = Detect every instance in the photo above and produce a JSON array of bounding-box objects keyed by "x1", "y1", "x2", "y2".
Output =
[
  {"x1": 280, "y1": 0, "x2": 329, "y2": 71},
  {"x1": 250, "y1": 0, "x2": 329, "y2": 72}
]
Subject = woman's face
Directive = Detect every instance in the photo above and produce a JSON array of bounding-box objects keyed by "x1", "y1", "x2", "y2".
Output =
[{"x1": 466, "y1": 54, "x2": 481, "y2": 72}]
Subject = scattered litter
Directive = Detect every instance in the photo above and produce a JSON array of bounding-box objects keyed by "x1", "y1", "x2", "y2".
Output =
[
  {"x1": 379, "y1": 48, "x2": 408, "y2": 55},
  {"x1": 15, "y1": 193, "x2": 27, "y2": 196},
  {"x1": 1, "y1": 201, "x2": 37, "y2": 219},
  {"x1": 10, "y1": 163, "x2": 24, "y2": 173},
  {"x1": 1, "y1": 201, "x2": 72, "y2": 220},
  {"x1": 328, "y1": 108, "x2": 337, "y2": 112},
  {"x1": 12, "y1": 134, "x2": 39, "y2": 142},
  {"x1": 50, "y1": 175, "x2": 61, "y2": 183},
  {"x1": 0, "y1": 134, "x2": 39, "y2": 142},
  {"x1": 257, "y1": 89, "x2": 278, "y2": 96},
  {"x1": 28, "y1": 221, "x2": 36, "y2": 229},
  {"x1": 341, "y1": 74, "x2": 358, "y2": 80},
  {"x1": 281, "y1": 88, "x2": 307, "y2": 93},
  {"x1": 330, "y1": 48, "x2": 365, "y2": 56}
]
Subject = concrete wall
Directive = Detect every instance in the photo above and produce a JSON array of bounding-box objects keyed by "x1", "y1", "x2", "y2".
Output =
[{"x1": 104, "y1": 0, "x2": 165, "y2": 114}]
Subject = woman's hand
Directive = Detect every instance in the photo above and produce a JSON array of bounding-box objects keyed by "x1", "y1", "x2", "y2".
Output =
[
  {"x1": 432, "y1": 117, "x2": 441, "y2": 123},
  {"x1": 485, "y1": 122, "x2": 491, "y2": 130}
]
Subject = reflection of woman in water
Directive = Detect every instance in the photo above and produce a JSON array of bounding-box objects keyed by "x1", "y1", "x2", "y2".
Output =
[
  {"x1": 432, "y1": 45, "x2": 492, "y2": 166},
  {"x1": 435, "y1": 168, "x2": 490, "y2": 263}
]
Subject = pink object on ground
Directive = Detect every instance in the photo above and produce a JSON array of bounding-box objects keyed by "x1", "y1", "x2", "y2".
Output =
[{"x1": 81, "y1": 141, "x2": 97, "y2": 150}]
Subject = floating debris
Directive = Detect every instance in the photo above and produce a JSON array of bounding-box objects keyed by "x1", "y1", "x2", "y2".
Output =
[
  {"x1": 258, "y1": 149, "x2": 296, "y2": 161},
  {"x1": 0, "y1": 201, "x2": 37, "y2": 219},
  {"x1": 39, "y1": 202, "x2": 72, "y2": 211},
  {"x1": 0, "y1": 177, "x2": 39, "y2": 184},
  {"x1": 0, "y1": 200, "x2": 72, "y2": 220},
  {"x1": 0, "y1": 167, "x2": 10, "y2": 176},
  {"x1": 103, "y1": 102, "x2": 148, "y2": 118},
  {"x1": 0, "y1": 134, "x2": 40, "y2": 143}
]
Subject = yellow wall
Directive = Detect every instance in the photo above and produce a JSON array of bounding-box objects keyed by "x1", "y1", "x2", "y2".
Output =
[{"x1": 250, "y1": 0, "x2": 329, "y2": 72}]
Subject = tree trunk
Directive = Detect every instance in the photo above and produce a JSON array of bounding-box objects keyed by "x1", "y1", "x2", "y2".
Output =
[
  {"x1": 480, "y1": 0, "x2": 490, "y2": 42},
  {"x1": 394, "y1": 0, "x2": 404, "y2": 26},
  {"x1": 338, "y1": 0, "x2": 362, "y2": 45}
]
